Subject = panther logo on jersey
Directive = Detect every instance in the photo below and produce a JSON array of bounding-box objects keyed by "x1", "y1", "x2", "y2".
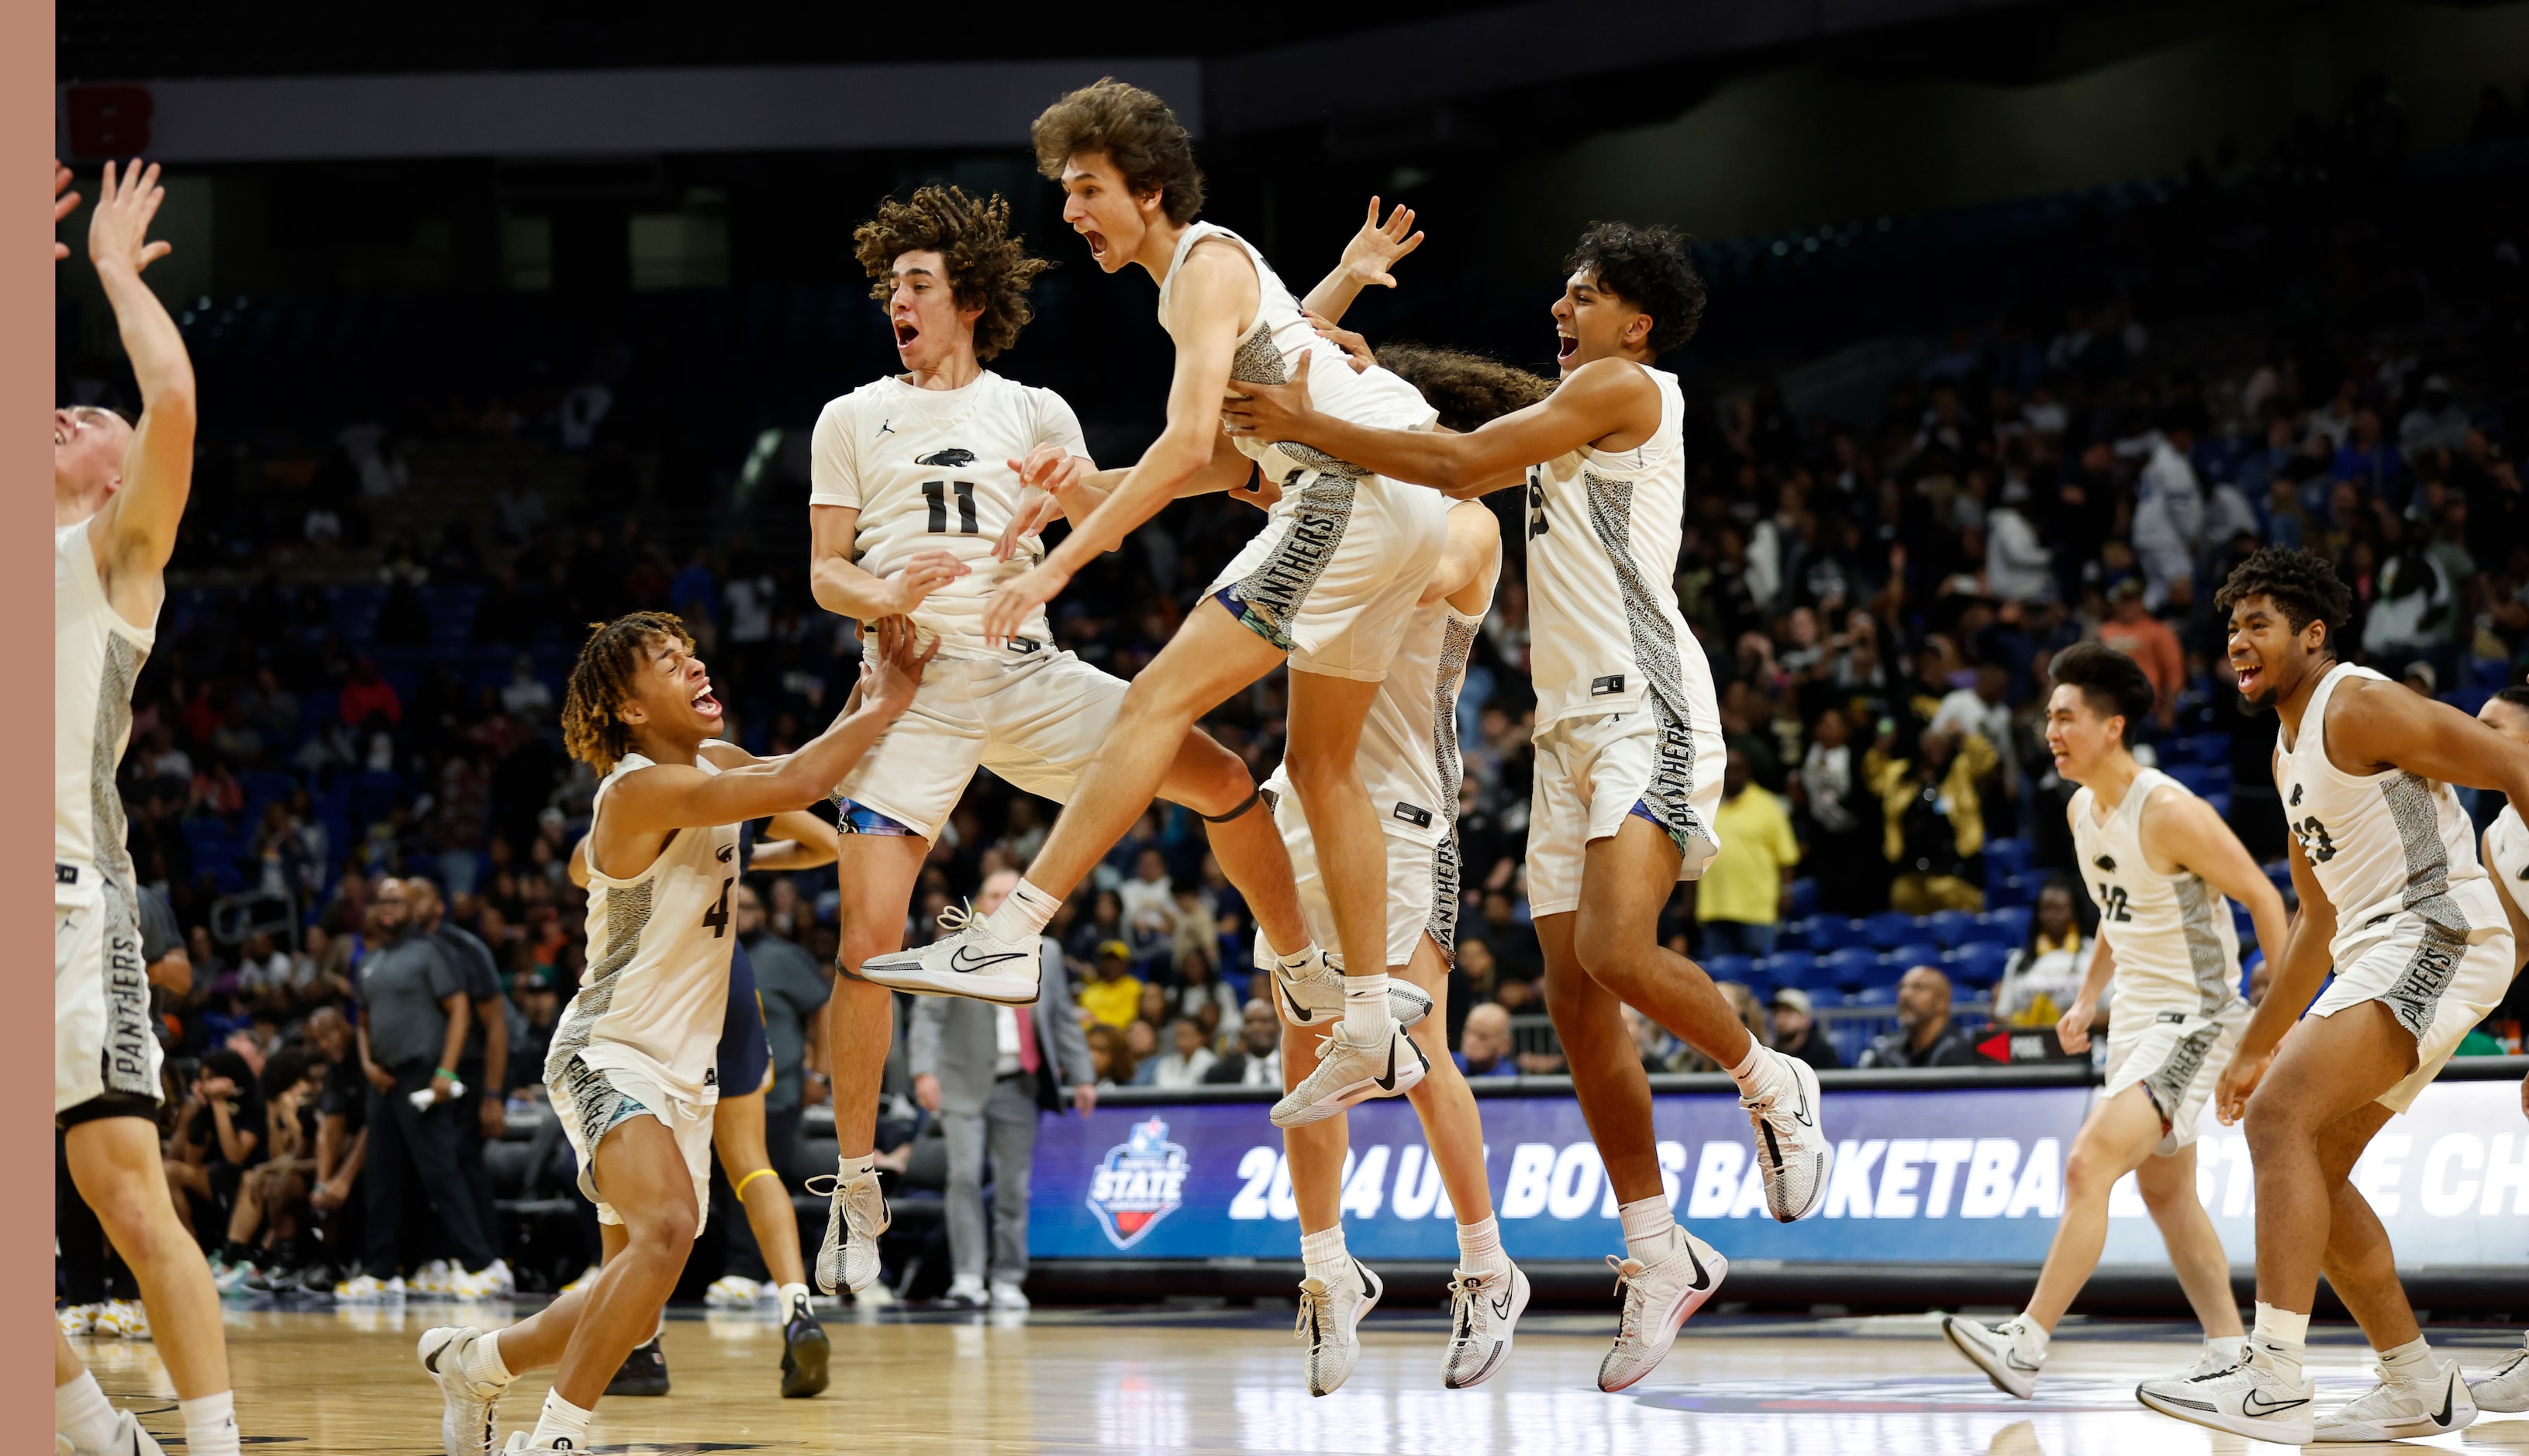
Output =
[
  {"x1": 916, "y1": 448, "x2": 975, "y2": 468},
  {"x1": 2094, "y1": 855, "x2": 2116, "y2": 871}
]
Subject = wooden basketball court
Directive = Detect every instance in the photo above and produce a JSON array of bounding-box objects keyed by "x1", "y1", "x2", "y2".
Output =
[{"x1": 69, "y1": 1302, "x2": 2529, "y2": 1454}]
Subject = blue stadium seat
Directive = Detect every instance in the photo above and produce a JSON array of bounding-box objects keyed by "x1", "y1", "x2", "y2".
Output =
[
  {"x1": 2165, "y1": 762, "x2": 2227, "y2": 796},
  {"x1": 2203, "y1": 792, "x2": 2231, "y2": 819},
  {"x1": 1979, "y1": 905, "x2": 2032, "y2": 947},
  {"x1": 1851, "y1": 984, "x2": 1898, "y2": 1007},
  {"x1": 2176, "y1": 732, "x2": 2230, "y2": 765},
  {"x1": 1799, "y1": 916, "x2": 1865, "y2": 951},
  {"x1": 1983, "y1": 837, "x2": 2032, "y2": 880},
  {"x1": 1886, "y1": 943, "x2": 1943, "y2": 976},
  {"x1": 1786, "y1": 877, "x2": 1819, "y2": 919},
  {"x1": 1986, "y1": 875, "x2": 2034, "y2": 908},
  {"x1": 1948, "y1": 942, "x2": 2013, "y2": 989},
  {"x1": 1702, "y1": 954, "x2": 1755, "y2": 985},
  {"x1": 1821, "y1": 947, "x2": 1881, "y2": 992},
  {"x1": 1861, "y1": 910, "x2": 1918, "y2": 949},
  {"x1": 1758, "y1": 951, "x2": 1818, "y2": 991},
  {"x1": 1925, "y1": 909, "x2": 1980, "y2": 947}
]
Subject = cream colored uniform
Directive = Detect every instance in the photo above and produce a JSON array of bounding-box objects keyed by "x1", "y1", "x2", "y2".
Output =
[
  {"x1": 55, "y1": 519, "x2": 164, "y2": 1114},
  {"x1": 2484, "y1": 803, "x2": 2528, "y2": 962},
  {"x1": 810, "y1": 371, "x2": 1133, "y2": 840},
  {"x1": 2072, "y1": 769, "x2": 2249, "y2": 1154},
  {"x1": 1261, "y1": 599, "x2": 1482, "y2": 968},
  {"x1": 1523, "y1": 364, "x2": 1727, "y2": 916},
  {"x1": 1163, "y1": 222, "x2": 1450, "y2": 680},
  {"x1": 2280, "y1": 664, "x2": 2514, "y2": 1113},
  {"x1": 549, "y1": 753, "x2": 740, "y2": 1227}
]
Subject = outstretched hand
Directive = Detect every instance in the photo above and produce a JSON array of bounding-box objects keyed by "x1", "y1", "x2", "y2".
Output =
[
  {"x1": 864, "y1": 615, "x2": 939, "y2": 712},
  {"x1": 1302, "y1": 310, "x2": 1375, "y2": 374},
  {"x1": 53, "y1": 160, "x2": 79, "y2": 260},
  {"x1": 1221, "y1": 349, "x2": 1314, "y2": 443},
  {"x1": 88, "y1": 159, "x2": 172, "y2": 274},
  {"x1": 890, "y1": 550, "x2": 969, "y2": 614},
  {"x1": 981, "y1": 564, "x2": 1068, "y2": 648},
  {"x1": 2214, "y1": 1047, "x2": 2269, "y2": 1126},
  {"x1": 995, "y1": 445, "x2": 1089, "y2": 561},
  {"x1": 1337, "y1": 196, "x2": 1423, "y2": 292}
]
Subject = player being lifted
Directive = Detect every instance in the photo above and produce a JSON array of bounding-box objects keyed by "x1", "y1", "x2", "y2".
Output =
[
  {"x1": 1219, "y1": 218, "x2": 1833, "y2": 1392},
  {"x1": 857, "y1": 83, "x2": 1455, "y2": 1136},
  {"x1": 1943, "y1": 643, "x2": 2290, "y2": 1396},
  {"x1": 53, "y1": 159, "x2": 243, "y2": 1456},
  {"x1": 2461, "y1": 685, "x2": 2529, "y2": 1416},
  {"x1": 419, "y1": 612, "x2": 928, "y2": 1456},
  {"x1": 799, "y1": 183, "x2": 1425, "y2": 1299},
  {"x1": 2135, "y1": 550, "x2": 2524, "y2": 1444}
]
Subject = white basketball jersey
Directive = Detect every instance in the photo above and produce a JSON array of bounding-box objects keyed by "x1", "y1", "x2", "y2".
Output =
[
  {"x1": 2068, "y1": 769, "x2": 2243, "y2": 1017},
  {"x1": 550, "y1": 753, "x2": 744, "y2": 1104},
  {"x1": 2274, "y1": 663, "x2": 2506, "y2": 959},
  {"x1": 2482, "y1": 803, "x2": 2527, "y2": 925},
  {"x1": 55, "y1": 520, "x2": 157, "y2": 906},
  {"x1": 808, "y1": 371, "x2": 1090, "y2": 658},
  {"x1": 1266, "y1": 599, "x2": 1482, "y2": 848},
  {"x1": 1523, "y1": 364, "x2": 1723, "y2": 741}
]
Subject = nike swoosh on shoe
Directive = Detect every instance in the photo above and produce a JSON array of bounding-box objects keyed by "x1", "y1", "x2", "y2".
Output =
[
  {"x1": 1371, "y1": 1041, "x2": 1399, "y2": 1092},
  {"x1": 950, "y1": 948, "x2": 1028, "y2": 974}
]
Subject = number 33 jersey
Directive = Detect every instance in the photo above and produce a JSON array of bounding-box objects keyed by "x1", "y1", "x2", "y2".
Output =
[
  {"x1": 809, "y1": 371, "x2": 1092, "y2": 657},
  {"x1": 2068, "y1": 768, "x2": 2242, "y2": 1017},
  {"x1": 550, "y1": 752, "x2": 744, "y2": 1107}
]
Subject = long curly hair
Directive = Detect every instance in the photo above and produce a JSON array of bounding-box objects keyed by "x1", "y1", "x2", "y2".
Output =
[
  {"x1": 561, "y1": 612, "x2": 692, "y2": 771},
  {"x1": 2213, "y1": 547, "x2": 2354, "y2": 649},
  {"x1": 1373, "y1": 343, "x2": 1554, "y2": 433},
  {"x1": 852, "y1": 186, "x2": 1051, "y2": 362}
]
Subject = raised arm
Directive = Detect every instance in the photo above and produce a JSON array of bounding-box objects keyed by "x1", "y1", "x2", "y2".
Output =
[
  {"x1": 87, "y1": 160, "x2": 196, "y2": 595},
  {"x1": 1299, "y1": 197, "x2": 1423, "y2": 322},
  {"x1": 1222, "y1": 352, "x2": 1654, "y2": 497},
  {"x1": 2329, "y1": 674, "x2": 2529, "y2": 804},
  {"x1": 2142, "y1": 788, "x2": 2294, "y2": 996}
]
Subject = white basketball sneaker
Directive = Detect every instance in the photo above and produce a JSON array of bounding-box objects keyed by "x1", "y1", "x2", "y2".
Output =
[
  {"x1": 67, "y1": 1410, "x2": 164, "y2": 1456},
  {"x1": 2169, "y1": 1340, "x2": 2244, "y2": 1381},
  {"x1": 809, "y1": 1168, "x2": 890, "y2": 1296},
  {"x1": 1264, "y1": 947, "x2": 1432, "y2": 1031},
  {"x1": 1441, "y1": 1261, "x2": 1530, "y2": 1389},
  {"x1": 2136, "y1": 1344, "x2": 2316, "y2": 1444},
  {"x1": 1296, "y1": 1261, "x2": 1383, "y2": 1396},
  {"x1": 706, "y1": 1275, "x2": 764, "y2": 1308},
  {"x1": 1270, "y1": 1021, "x2": 1427, "y2": 1128},
  {"x1": 2313, "y1": 1358, "x2": 2476, "y2": 1441},
  {"x1": 1942, "y1": 1314, "x2": 2044, "y2": 1399},
  {"x1": 418, "y1": 1325, "x2": 505, "y2": 1456},
  {"x1": 2472, "y1": 1341, "x2": 2529, "y2": 1413},
  {"x1": 855, "y1": 906, "x2": 1040, "y2": 1004},
  {"x1": 1596, "y1": 1227, "x2": 1728, "y2": 1392},
  {"x1": 1741, "y1": 1048, "x2": 1830, "y2": 1222}
]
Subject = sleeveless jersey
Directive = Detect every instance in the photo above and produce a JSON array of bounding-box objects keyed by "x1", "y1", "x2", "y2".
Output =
[
  {"x1": 808, "y1": 371, "x2": 1089, "y2": 658},
  {"x1": 2274, "y1": 664, "x2": 2505, "y2": 958},
  {"x1": 2484, "y1": 803, "x2": 2527, "y2": 926},
  {"x1": 1265, "y1": 598, "x2": 1483, "y2": 848},
  {"x1": 2068, "y1": 768, "x2": 2242, "y2": 1017},
  {"x1": 56, "y1": 519, "x2": 157, "y2": 906},
  {"x1": 549, "y1": 753, "x2": 744, "y2": 1105}
]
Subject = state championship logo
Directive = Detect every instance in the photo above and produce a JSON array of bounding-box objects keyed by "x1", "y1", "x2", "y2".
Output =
[{"x1": 1085, "y1": 1118, "x2": 1190, "y2": 1250}]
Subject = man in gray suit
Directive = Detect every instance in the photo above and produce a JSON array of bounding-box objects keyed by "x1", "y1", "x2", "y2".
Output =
[{"x1": 909, "y1": 868, "x2": 1097, "y2": 1310}]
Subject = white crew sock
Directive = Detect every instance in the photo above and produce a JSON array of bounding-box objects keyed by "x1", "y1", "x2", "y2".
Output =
[
  {"x1": 1455, "y1": 1216, "x2": 1508, "y2": 1276},
  {"x1": 2378, "y1": 1335, "x2": 2435, "y2": 1382},
  {"x1": 778, "y1": 1281, "x2": 812, "y2": 1315},
  {"x1": 2206, "y1": 1334, "x2": 2246, "y2": 1368},
  {"x1": 1725, "y1": 1040, "x2": 1781, "y2": 1099},
  {"x1": 650, "y1": 1309, "x2": 665, "y2": 1342},
  {"x1": 531, "y1": 1389, "x2": 595, "y2": 1450},
  {"x1": 1276, "y1": 946, "x2": 1316, "y2": 974},
  {"x1": 2252, "y1": 1302, "x2": 2309, "y2": 1381},
  {"x1": 178, "y1": 1390, "x2": 241, "y2": 1456},
  {"x1": 1299, "y1": 1226, "x2": 1351, "y2": 1285},
  {"x1": 1616, "y1": 1194, "x2": 1678, "y2": 1265},
  {"x1": 982, "y1": 878, "x2": 1061, "y2": 942},
  {"x1": 1342, "y1": 971, "x2": 1396, "y2": 1042},
  {"x1": 838, "y1": 1150, "x2": 877, "y2": 1181},
  {"x1": 2007, "y1": 1314, "x2": 2051, "y2": 1361},
  {"x1": 468, "y1": 1330, "x2": 517, "y2": 1387},
  {"x1": 54, "y1": 1370, "x2": 119, "y2": 1453}
]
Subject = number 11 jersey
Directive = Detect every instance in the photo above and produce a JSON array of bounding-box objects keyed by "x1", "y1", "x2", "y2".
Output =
[{"x1": 809, "y1": 371, "x2": 1092, "y2": 657}]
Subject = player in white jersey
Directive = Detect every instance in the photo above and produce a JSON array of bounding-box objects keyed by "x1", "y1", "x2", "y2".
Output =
[
  {"x1": 2134, "y1": 550, "x2": 2527, "y2": 1445},
  {"x1": 800, "y1": 185, "x2": 1415, "y2": 1299},
  {"x1": 53, "y1": 160, "x2": 241, "y2": 1456},
  {"x1": 2461, "y1": 686, "x2": 2529, "y2": 1416},
  {"x1": 418, "y1": 612, "x2": 928, "y2": 1456},
  {"x1": 862, "y1": 82, "x2": 1453, "y2": 1136},
  {"x1": 1944, "y1": 643, "x2": 2290, "y2": 1399},
  {"x1": 1222, "y1": 219, "x2": 1829, "y2": 1392}
]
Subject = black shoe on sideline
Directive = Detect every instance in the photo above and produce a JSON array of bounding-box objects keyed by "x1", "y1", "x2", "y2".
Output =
[
  {"x1": 608, "y1": 1337, "x2": 671, "y2": 1397},
  {"x1": 780, "y1": 1297, "x2": 830, "y2": 1399}
]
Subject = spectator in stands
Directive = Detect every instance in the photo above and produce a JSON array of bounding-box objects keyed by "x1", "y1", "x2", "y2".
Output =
[
  {"x1": 1697, "y1": 750, "x2": 1802, "y2": 956},
  {"x1": 402, "y1": 877, "x2": 507, "y2": 1282},
  {"x1": 1985, "y1": 476, "x2": 2055, "y2": 604},
  {"x1": 1623, "y1": 1004, "x2": 1681, "y2": 1074},
  {"x1": 1144, "y1": 1017, "x2": 1218, "y2": 1090},
  {"x1": 1122, "y1": 1020, "x2": 1160, "y2": 1081},
  {"x1": 1085, "y1": 1023, "x2": 1137, "y2": 1090},
  {"x1": 1793, "y1": 706, "x2": 1882, "y2": 916},
  {"x1": 2096, "y1": 580, "x2": 2182, "y2": 729},
  {"x1": 1202, "y1": 999, "x2": 1282, "y2": 1086},
  {"x1": 1076, "y1": 940, "x2": 1143, "y2": 1030},
  {"x1": 1454, "y1": 1002, "x2": 1516, "y2": 1079},
  {"x1": 499, "y1": 655, "x2": 552, "y2": 718},
  {"x1": 166, "y1": 1050, "x2": 265, "y2": 1244},
  {"x1": 300, "y1": 1007, "x2": 365, "y2": 1288},
  {"x1": 1161, "y1": 943, "x2": 1239, "y2": 1036},
  {"x1": 1994, "y1": 877, "x2": 2093, "y2": 1028},
  {"x1": 337, "y1": 655, "x2": 402, "y2": 730},
  {"x1": 737, "y1": 884, "x2": 832, "y2": 1178},
  {"x1": 1873, "y1": 726, "x2": 1994, "y2": 913},
  {"x1": 1858, "y1": 965, "x2": 1980, "y2": 1068},
  {"x1": 2132, "y1": 414, "x2": 2206, "y2": 609},
  {"x1": 1475, "y1": 889, "x2": 1542, "y2": 988},
  {"x1": 1770, "y1": 988, "x2": 1841, "y2": 1071},
  {"x1": 509, "y1": 965, "x2": 563, "y2": 1087}
]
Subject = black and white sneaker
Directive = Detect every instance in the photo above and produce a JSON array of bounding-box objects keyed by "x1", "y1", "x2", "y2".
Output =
[
  {"x1": 856, "y1": 907, "x2": 1040, "y2": 1004},
  {"x1": 1267, "y1": 947, "x2": 1431, "y2": 1031},
  {"x1": 2471, "y1": 1341, "x2": 2529, "y2": 1413},
  {"x1": 778, "y1": 1292, "x2": 830, "y2": 1399},
  {"x1": 418, "y1": 1325, "x2": 505, "y2": 1456},
  {"x1": 1741, "y1": 1048, "x2": 1830, "y2": 1223},
  {"x1": 1596, "y1": 1228, "x2": 1728, "y2": 1392},
  {"x1": 1942, "y1": 1314, "x2": 2044, "y2": 1399},
  {"x1": 1270, "y1": 1021, "x2": 1427, "y2": 1128},
  {"x1": 2136, "y1": 1346, "x2": 2314, "y2": 1444},
  {"x1": 1296, "y1": 1260, "x2": 1383, "y2": 1396},
  {"x1": 2313, "y1": 1358, "x2": 2476, "y2": 1441},
  {"x1": 809, "y1": 1166, "x2": 889, "y2": 1296},
  {"x1": 1441, "y1": 1261, "x2": 1530, "y2": 1389},
  {"x1": 606, "y1": 1336, "x2": 671, "y2": 1398}
]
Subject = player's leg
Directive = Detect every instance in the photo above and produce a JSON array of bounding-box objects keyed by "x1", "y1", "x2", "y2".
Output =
[
  {"x1": 2137, "y1": 1144, "x2": 2244, "y2": 1344},
  {"x1": 1278, "y1": 1015, "x2": 1373, "y2": 1396},
  {"x1": 538, "y1": 1116, "x2": 702, "y2": 1443},
  {"x1": 64, "y1": 1115, "x2": 236, "y2": 1453},
  {"x1": 55, "y1": 1321, "x2": 150, "y2": 1456},
  {"x1": 2306, "y1": 1100, "x2": 2476, "y2": 1440},
  {"x1": 1154, "y1": 726, "x2": 1310, "y2": 960},
  {"x1": 713, "y1": 1091, "x2": 829, "y2": 1396},
  {"x1": 816, "y1": 830, "x2": 926, "y2": 1296}
]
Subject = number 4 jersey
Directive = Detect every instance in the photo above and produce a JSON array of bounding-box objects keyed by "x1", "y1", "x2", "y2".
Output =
[
  {"x1": 809, "y1": 371, "x2": 1091, "y2": 657},
  {"x1": 550, "y1": 750, "x2": 743, "y2": 1109}
]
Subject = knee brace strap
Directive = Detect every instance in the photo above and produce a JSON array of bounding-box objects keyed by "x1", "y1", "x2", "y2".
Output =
[{"x1": 1199, "y1": 786, "x2": 1264, "y2": 825}]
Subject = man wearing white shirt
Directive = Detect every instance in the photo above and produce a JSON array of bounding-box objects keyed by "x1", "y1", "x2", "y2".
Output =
[{"x1": 2133, "y1": 419, "x2": 2206, "y2": 611}]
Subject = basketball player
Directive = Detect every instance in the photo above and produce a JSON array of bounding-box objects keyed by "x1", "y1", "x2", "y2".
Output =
[
  {"x1": 1943, "y1": 643, "x2": 2290, "y2": 1396},
  {"x1": 2462, "y1": 686, "x2": 2529, "y2": 1415},
  {"x1": 1219, "y1": 220, "x2": 1832, "y2": 1392},
  {"x1": 857, "y1": 81, "x2": 1454, "y2": 1137},
  {"x1": 565, "y1": 810, "x2": 841, "y2": 1400},
  {"x1": 53, "y1": 159, "x2": 241, "y2": 1456},
  {"x1": 799, "y1": 183, "x2": 1422, "y2": 1299},
  {"x1": 2135, "y1": 549, "x2": 2524, "y2": 1444},
  {"x1": 419, "y1": 612, "x2": 929, "y2": 1456}
]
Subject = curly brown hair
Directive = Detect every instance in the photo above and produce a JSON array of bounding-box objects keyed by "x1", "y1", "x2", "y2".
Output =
[
  {"x1": 2213, "y1": 547, "x2": 2353, "y2": 649},
  {"x1": 1372, "y1": 343, "x2": 1554, "y2": 433},
  {"x1": 561, "y1": 612, "x2": 693, "y2": 771},
  {"x1": 1032, "y1": 78, "x2": 1204, "y2": 225},
  {"x1": 851, "y1": 186, "x2": 1051, "y2": 363}
]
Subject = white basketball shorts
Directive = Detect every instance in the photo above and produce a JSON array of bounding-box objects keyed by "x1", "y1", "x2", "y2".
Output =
[
  {"x1": 549, "y1": 1054, "x2": 716, "y2": 1232},
  {"x1": 835, "y1": 645, "x2": 1129, "y2": 841},
  {"x1": 2307, "y1": 914, "x2": 2515, "y2": 1113},
  {"x1": 1258, "y1": 786, "x2": 1451, "y2": 970},
  {"x1": 2103, "y1": 1000, "x2": 2248, "y2": 1155},
  {"x1": 1205, "y1": 471, "x2": 1447, "y2": 681},
  {"x1": 55, "y1": 886, "x2": 163, "y2": 1116},
  {"x1": 1526, "y1": 709, "x2": 1726, "y2": 918}
]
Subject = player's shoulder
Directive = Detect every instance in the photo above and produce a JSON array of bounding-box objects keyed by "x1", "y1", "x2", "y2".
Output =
[{"x1": 816, "y1": 377, "x2": 901, "y2": 426}]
